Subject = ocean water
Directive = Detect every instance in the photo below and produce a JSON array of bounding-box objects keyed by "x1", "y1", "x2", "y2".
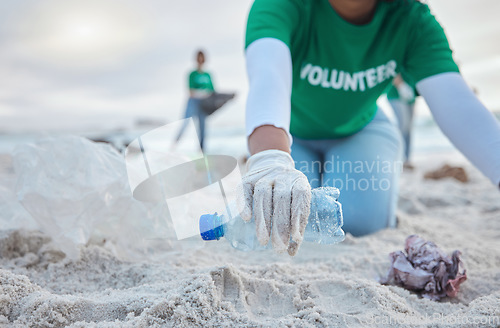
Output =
[
  {"x1": 2, "y1": 112, "x2": 499, "y2": 160},
  {"x1": 0, "y1": 117, "x2": 462, "y2": 159}
]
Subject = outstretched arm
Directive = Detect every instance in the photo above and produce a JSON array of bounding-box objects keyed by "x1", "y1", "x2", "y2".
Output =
[
  {"x1": 243, "y1": 38, "x2": 311, "y2": 256},
  {"x1": 246, "y1": 38, "x2": 293, "y2": 154},
  {"x1": 417, "y1": 72, "x2": 500, "y2": 188},
  {"x1": 249, "y1": 125, "x2": 289, "y2": 155}
]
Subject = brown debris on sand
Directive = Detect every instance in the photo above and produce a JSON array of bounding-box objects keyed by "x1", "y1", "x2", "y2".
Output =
[{"x1": 424, "y1": 164, "x2": 469, "y2": 183}]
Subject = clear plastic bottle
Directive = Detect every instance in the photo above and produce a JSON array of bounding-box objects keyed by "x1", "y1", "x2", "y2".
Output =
[{"x1": 199, "y1": 187, "x2": 345, "y2": 251}]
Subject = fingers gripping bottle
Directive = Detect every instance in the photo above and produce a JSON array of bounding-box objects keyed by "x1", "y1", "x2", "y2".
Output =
[{"x1": 199, "y1": 187, "x2": 345, "y2": 251}]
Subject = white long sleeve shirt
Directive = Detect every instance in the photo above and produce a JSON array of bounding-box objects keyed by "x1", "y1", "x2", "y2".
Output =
[{"x1": 246, "y1": 38, "x2": 500, "y2": 187}]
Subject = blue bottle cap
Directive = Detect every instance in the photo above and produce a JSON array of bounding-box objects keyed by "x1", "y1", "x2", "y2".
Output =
[{"x1": 199, "y1": 212, "x2": 225, "y2": 241}]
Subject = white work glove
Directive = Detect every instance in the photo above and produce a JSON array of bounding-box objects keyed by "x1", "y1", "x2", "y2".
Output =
[
  {"x1": 238, "y1": 149, "x2": 311, "y2": 256},
  {"x1": 397, "y1": 82, "x2": 415, "y2": 103}
]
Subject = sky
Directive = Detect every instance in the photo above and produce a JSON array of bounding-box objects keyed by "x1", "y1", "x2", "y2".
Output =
[{"x1": 0, "y1": 0, "x2": 499, "y2": 132}]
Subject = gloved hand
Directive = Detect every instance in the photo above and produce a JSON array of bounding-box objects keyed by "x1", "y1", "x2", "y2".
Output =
[
  {"x1": 397, "y1": 82, "x2": 415, "y2": 102},
  {"x1": 238, "y1": 149, "x2": 311, "y2": 255}
]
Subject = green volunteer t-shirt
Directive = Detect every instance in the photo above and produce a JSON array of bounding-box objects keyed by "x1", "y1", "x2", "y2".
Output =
[
  {"x1": 189, "y1": 70, "x2": 214, "y2": 91},
  {"x1": 245, "y1": 0, "x2": 460, "y2": 139}
]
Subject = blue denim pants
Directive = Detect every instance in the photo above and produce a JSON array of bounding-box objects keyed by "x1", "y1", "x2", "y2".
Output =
[
  {"x1": 388, "y1": 99, "x2": 415, "y2": 161},
  {"x1": 176, "y1": 97, "x2": 207, "y2": 150},
  {"x1": 291, "y1": 110, "x2": 403, "y2": 236}
]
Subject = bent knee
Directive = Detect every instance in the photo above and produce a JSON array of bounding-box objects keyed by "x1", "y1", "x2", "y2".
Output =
[{"x1": 339, "y1": 189, "x2": 397, "y2": 236}]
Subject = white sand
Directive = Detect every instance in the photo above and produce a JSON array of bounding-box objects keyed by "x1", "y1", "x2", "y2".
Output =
[{"x1": 1, "y1": 153, "x2": 500, "y2": 327}]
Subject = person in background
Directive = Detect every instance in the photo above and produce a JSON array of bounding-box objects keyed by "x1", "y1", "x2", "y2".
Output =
[
  {"x1": 387, "y1": 73, "x2": 418, "y2": 169},
  {"x1": 174, "y1": 50, "x2": 214, "y2": 151},
  {"x1": 240, "y1": 0, "x2": 500, "y2": 256}
]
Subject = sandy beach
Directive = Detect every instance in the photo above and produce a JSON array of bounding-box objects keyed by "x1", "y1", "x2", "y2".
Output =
[
  {"x1": 1, "y1": 149, "x2": 500, "y2": 327},
  {"x1": 1, "y1": 0, "x2": 500, "y2": 326}
]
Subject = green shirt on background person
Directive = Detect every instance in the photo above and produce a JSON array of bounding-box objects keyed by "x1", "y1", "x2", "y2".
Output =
[
  {"x1": 189, "y1": 70, "x2": 214, "y2": 93},
  {"x1": 387, "y1": 84, "x2": 417, "y2": 104},
  {"x1": 387, "y1": 71, "x2": 418, "y2": 104}
]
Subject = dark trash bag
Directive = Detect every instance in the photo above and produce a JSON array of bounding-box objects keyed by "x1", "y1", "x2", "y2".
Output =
[{"x1": 200, "y1": 92, "x2": 235, "y2": 115}]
